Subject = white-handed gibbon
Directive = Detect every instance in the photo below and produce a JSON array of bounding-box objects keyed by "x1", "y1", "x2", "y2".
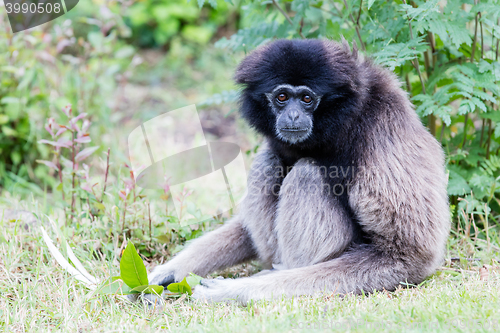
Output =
[{"x1": 145, "y1": 39, "x2": 450, "y2": 305}]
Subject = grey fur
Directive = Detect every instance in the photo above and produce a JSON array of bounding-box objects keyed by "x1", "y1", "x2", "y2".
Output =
[{"x1": 147, "y1": 39, "x2": 450, "y2": 305}]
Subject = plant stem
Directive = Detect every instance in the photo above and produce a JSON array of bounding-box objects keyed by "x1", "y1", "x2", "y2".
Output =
[
  {"x1": 148, "y1": 202, "x2": 152, "y2": 241},
  {"x1": 470, "y1": 0, "x2": 479, "y2": 62},
  {"x1": 428, "y1": 32, "x2": 437, "y2": 66},
  {"x1": 71, "y1": 130, "x2": 76, "y2": 221},
  {"x1": 486, "y1": 119, "x2": 492, "y2": 159},
  {"x1": 272, "y1": 0, "x2": 306, "y2": 39},
  {"x1": 121, "y1": 201, "x2": 127, "y2": 233},
  {"x1": 356, "y1": 0, "x2": 363, "y2": 25},
  {"x1": 57, "y1": 150, "x2": 64, "y2": 201},
  {"x1": 480, "y1": 14, "x2": 484, "y2": 59},
  {"x1": 496, "y1": 18, "x2": 500, "y2": 61},
  {"x1": 405, "y1": 73, "x2": 412, "y2": 94},
  {"x1": 462, "y1": 114, "x2": 469, "y2": 149},
  {"x1": 480, "y1": 118, "x2": 485, "y2": 147},
  {"x1": 341, "y1": 0, "x2": 366, "y2": 51},
  {"x1": 423, "y1": 49, "x2": 430, "y2": 73},
  {"x1": 101, "y1": 148, "x2": 110, "y2": 203},
  {"x1": 440, "y1": 123, "x2": 445, "y2": 143}
]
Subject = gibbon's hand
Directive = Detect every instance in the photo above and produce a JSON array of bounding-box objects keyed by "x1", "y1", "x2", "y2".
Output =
[{"x1": 148, "y1": 265, "x2": 177, "y2": 288}]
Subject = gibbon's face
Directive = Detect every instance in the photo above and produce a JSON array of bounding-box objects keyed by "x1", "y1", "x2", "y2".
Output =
[
  {"x1": 265, "y1": 84, "x2": 322, "y2": 144},
  {"x1": 235, "y1": 39, "x2": 360, "y2": 148}
]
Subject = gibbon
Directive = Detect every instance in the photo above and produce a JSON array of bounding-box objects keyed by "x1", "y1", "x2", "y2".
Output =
[{"x1": 145, "y1": 39, "x2": 450, "y2": 305}]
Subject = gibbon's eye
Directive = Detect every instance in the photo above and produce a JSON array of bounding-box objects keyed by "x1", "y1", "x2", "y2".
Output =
[
  {"x1": 302, "y1": 95, "x2": 312, "y2": 103},
  {"x1": 277, "y1": 93, "x2": 288, "y2": 102}
]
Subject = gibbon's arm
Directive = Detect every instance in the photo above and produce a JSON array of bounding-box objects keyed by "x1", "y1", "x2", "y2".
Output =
[{"x1": 148, "y1": 217, "x2": 257, "y2": 287}]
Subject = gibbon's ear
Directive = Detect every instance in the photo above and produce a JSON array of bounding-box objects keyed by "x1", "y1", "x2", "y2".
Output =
[{"x1": 234, "y1": 44, "x2": 268, "y2": 85}]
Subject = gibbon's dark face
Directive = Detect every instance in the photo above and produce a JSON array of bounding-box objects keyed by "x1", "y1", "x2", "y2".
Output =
[
  {"x1": 235, "y1": 39, "x2": 360, "y2": 149},
  {"x1": 265, "y1": 84, "x2": 322, "y2": 144}
]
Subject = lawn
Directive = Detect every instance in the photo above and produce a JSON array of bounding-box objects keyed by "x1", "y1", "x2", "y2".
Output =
[{"x1": 1, "y1": 207, "x2": 500, "y2": 332}]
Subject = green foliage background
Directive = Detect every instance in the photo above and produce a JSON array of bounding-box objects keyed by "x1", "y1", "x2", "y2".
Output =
[{"x1": 2, "y1": 0, "x2": 500, "y2": 251}]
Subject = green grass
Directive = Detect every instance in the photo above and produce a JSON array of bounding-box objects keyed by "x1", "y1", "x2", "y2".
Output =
[{"x1": 1, "y1": 206, "x2": 500, "y2": 332}]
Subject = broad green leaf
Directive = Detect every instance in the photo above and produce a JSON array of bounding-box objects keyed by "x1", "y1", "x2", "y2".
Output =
[
  {"x1": 120, "y1": 242, "x2": 148, "y2": 288},
  {"x1": 167, "y1": 277, "x2": 192, "y2": 295}
]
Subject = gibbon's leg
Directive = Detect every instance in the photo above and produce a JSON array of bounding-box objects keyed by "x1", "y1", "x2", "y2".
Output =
[
  {"x1": 191, "y1": 244, "x2": 407, "y2": 305},
  {"x1": 148, "y1": 217, "x2": 256, "y2": 287},
  {"x1": 273, "y1": 158, "x2": 356, "y2": 269}
]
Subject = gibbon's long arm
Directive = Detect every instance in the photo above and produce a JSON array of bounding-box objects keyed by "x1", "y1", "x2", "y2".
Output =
[{"x1": 148, "y1": 218, "x2": 257, "y2": 287}]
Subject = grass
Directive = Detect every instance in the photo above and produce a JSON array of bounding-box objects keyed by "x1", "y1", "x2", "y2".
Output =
[{"x1": 1, "y1": 203, "x2": 500, "y2": 332}]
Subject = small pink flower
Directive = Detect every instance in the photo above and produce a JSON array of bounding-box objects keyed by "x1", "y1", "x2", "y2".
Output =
[
  {"x1": 119, "y1": 190, "x2": 128, "y2": 201},
  {"x1": 62, "y1": 105, "x2": 72, "y2": 117},
  {"x1": 81, "y1": 120, "x2": 91, "y2": 133},
  {"x1": 81, "y1": 183, "x2": 92, "y2": 193},
  {"x1": 123, "y1": 179, "x2": 135, "y2": 192},
  {"x1": 163, "y1": 175, "x2": 172, "y2": 194}
]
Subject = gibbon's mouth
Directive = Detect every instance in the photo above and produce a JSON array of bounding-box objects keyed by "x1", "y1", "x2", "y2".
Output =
[
  {"x1": 278, "y1": 127, "x2": 312, "y2": 144},
  {"x1": 280, "y1": 127, "x2": 309, "y2": 132}
]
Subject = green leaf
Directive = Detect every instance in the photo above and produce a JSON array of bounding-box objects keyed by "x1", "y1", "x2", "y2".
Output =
[
  {"x1": 120, "y1": 241, "x2": 148, "y2": 288},
  {"x1": 92, "y1": 201, "x2": 106, "y2": 211},
  {"x1": 114, "y1": 46, "x2": 135, "y2": 59},
  {"x1": 447, "y1": 21, "x2": 472, "y2": 48},
  {"x1": 458, "y1": 99, "x2": 476, "y2": 115},
  {"x1": 186, "y1": 273, "x2": 203, "y2": 288},
  {"x1": 167, "y1": 277, "x2": 192, "y2": 295},
  {"x1": 130, "y1": 284, "x2": 164, "y2": 294},
  {"x1": 0, "y1": 97, "x2": 20, "y2": 104},
  {"x1": 447, "y1": 170, "x2": 471, "y2": 196},
  {"x1": 367, "y1": 0, "x2": 376, "y2": 10},
  {"x1": 0, "y1": 114, "x2": 8, "y2": 124}
]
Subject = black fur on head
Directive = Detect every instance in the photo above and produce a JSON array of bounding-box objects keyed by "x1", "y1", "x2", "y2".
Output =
[{"x1": 235, "y1": 39, "x2": 366, "y2": 153}]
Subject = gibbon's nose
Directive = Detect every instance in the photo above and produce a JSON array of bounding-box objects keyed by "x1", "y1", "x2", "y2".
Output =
[{"x1": 288, "y1": 110, "x2": 300, "y2": 122}]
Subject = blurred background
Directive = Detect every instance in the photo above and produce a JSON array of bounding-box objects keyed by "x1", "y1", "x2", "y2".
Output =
[{"x1": 1, "y1": 0, "x2": 500, "y2": 262}]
